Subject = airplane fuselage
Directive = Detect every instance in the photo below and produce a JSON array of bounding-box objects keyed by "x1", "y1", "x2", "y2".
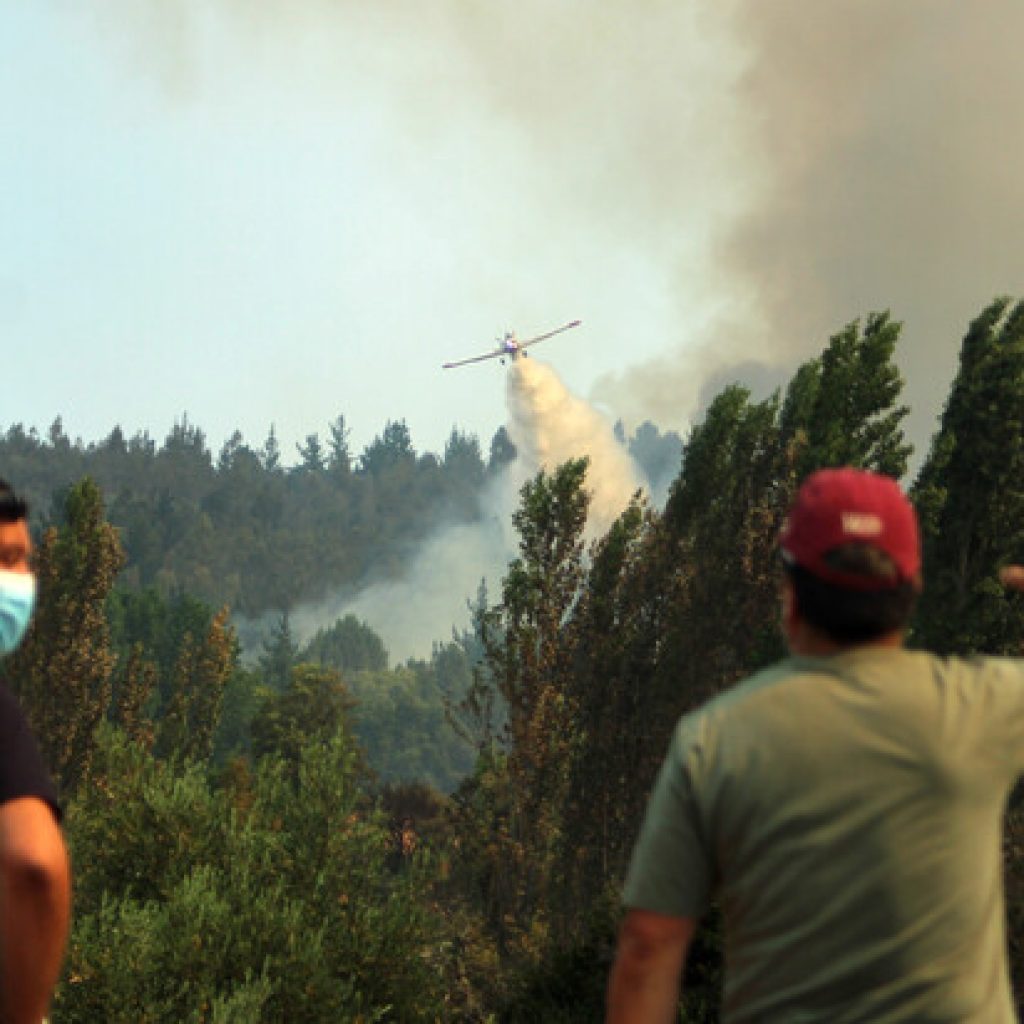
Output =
[{"x1": 442, "y1": 320, "x2": 580, "y2": 370}]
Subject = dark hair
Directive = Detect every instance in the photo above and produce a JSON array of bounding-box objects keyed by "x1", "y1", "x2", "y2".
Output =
[
  {"x1": 784, "y1": 544, "x2": 917, "y2": 643},
  {"x1": 0, "y1": 479, "x2": 29, "y2": 524}
]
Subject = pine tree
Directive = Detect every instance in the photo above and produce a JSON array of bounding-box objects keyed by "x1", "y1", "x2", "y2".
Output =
[
  {"x1": 258, "y1": 613, "x2": 297, "y2": 693},
  {"x1": 296, "y1": 433, "x2": 326, "y2": 473},
  {"x1": 260, "y1": 424, "x2": 282, "y2": 473},
  {"x1": 488, "y1": 425, "x2": 518, "y2": 474},
  {"x1": 359, "y1": 420, "x2": 416, "y2": 475},
  {"x1": 326, "y1": 414, "x2": 352, "y2": 477}
]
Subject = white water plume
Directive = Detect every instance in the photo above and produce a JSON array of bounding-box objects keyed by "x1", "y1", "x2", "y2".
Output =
[
  {"x1": 290, "y1": 358, "x2": 645, "y2": 663},
  {"x1": 506, "y1": 357, "x2": 643, "y2": 538}
]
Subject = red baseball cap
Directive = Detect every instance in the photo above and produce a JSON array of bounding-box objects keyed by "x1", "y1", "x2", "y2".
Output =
[{"x1": 780, "y1": 468, "x2": 920, "y2": 590}]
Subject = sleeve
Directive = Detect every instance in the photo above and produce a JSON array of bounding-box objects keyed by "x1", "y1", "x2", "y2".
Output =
[
  {"x1": 0, "y1": 684, "x2": 61, "y2": 821},
  {"x1": 962, "y1": 657, "x2": 1024, "y2": 779},
  {"x1": 622, "y1": 715, "x2": 713, "y2": 918}
]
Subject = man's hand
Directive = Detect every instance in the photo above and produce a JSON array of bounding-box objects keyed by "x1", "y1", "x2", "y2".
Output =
[
  {"x1": 1000, "y1": 565, "x2": 1024, "y2": 591},
  {"x1": 606, "y1": 909, "x2": 695, "y2": 1024}
]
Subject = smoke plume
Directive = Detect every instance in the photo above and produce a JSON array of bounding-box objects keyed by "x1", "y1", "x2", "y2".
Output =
[
  {"x1": 594, "y1": 1, "x2": 1024, "y2": 459},
  {"x1": 506, "y1": 358, "x2": 643, "y2": 538},
  {"x1": 293, "y1": 357, "x2": 643, "y2": 662}
]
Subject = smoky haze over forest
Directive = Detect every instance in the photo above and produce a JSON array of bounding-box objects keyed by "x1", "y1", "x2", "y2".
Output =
[
  {"x1": 10, "y1": 2, "x2": 1022, "y2": 466},
  {"x1": 293, "y1": 357, "x2": 645, "y2": 662}
]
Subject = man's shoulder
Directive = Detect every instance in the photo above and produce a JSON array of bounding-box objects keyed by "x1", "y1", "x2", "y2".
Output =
[
  {"x1": 669, "y1": 660, "x2": 803, "y2": 755},
  {"x1": 672, "y1": 648, "x2": 1024, "y2": 761},
  {"x1": 690, "y1": 658, "x2": 808, "y2": 720}
]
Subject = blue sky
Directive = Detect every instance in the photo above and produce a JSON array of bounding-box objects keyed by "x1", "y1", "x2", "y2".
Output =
[{"x1": 4, "y1": 2, "x2": 1024, "y2": 468}]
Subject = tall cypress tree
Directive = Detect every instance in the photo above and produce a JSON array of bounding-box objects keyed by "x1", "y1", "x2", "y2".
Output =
[
  {"x1": 913, "y1": 297, "x2": 1024, "y2": 654},
  {"x1": 1, "y1": 478, "x2": 124, "y2": 793},
  {"x1": 788, "y1": 311, "x2": 912, "y2": 479},
  {"x1": 157, "y1": 607, "x2": 236, "y2": 763},
  {"x1": 453, "y1": 459, "x2": 590, "y2": 959}
]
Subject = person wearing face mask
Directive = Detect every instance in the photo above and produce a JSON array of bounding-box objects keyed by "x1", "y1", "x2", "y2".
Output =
[{"x1": 0, "y1": 479, "x2": 71, "y2": 1024}]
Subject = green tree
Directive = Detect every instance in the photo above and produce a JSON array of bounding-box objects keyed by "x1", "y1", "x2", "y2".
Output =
[
  {"x1": 663, "y1": 385, "x2": 790, "y2": 690},
  {"x1": 108, "y1": 587, "x2": 220, "y2": 708},
  {"x1": 110, "y1": 643, "x2": 157, "y2": 749},
  {"x1": 1, "y1": 478, "x2": 124, "y2": 793},
  {"x1": 260, "y1": 425, "x2": 282, "y2": 473},
  {"x1": 359, "y1": 420, "x2": 415, "y2": 475},
  {"x1": 250, "y1": 663, "x2": 358, "y2": 777},
  {"x1": 488, "y1": 425, "x2": 517, "y2": 474},
  {"x1": 787, "y1": 311, "x2": 912, "y2": 478},
  {"x1": 326, "y1": 414, "x2": 352, "y2": 478},
  {"x1": 59, "y1": 726, "x2": 452, "y2": 1022},
  {"x1": 443, "y1": 428, "x2": 485, "y2": 485},
  {"x1": 346, "y1": 658, "x2": 475, "y2": 792},
  {"x1": 913, "y1": 297, "x2": 1024, "y2": 654},
  {"x1": 156, "y1": 607, "x2": 237, "y2": 763},
  {"x1": 295, "y1": 433, "x2": 326, "y2": 473},
  {"x1": 299, "y1": 615, "x2": 388, "y2": 673},
  {"x1": 554, "y1": 496, "x2": 653, "y2": 921},
  {"x1": 158, "y1": 415, "x2": 213, "y2": 489},
  {"x1": 211, "y1": 665, "x2": 263, "y2": 766},
  {"x1": 453, "y1": 459, "x2": 590, "y2": 959},
  {"x1": 258, "y1": 613, "x2": 298, "y2": 693}
]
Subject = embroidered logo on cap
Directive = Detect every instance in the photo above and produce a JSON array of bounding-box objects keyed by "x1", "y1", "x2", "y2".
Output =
[{"x1": 841, "y1": 512, "x2": 883, "y2": 537}]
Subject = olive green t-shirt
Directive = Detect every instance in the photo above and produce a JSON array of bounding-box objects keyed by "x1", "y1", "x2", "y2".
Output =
[{"x1": 624, "y1": 648, "x2": 1024, "y2": 1022}]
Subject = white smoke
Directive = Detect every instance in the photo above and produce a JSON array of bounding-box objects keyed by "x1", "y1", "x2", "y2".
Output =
[
  {"x1": 290, "y1": 357, "x2": 645, "y2": 662},
  {"x1": 289, "y1": 512, "x2": 511, "y2": 665}
]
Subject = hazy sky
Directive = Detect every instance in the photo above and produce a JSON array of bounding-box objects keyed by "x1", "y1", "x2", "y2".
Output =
[{"x1": 4, "y1": 2, "x2": 1023, "y2": 467}]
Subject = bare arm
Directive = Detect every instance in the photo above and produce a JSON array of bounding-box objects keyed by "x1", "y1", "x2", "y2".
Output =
[
  {"x1": 606, "y1": 909, "x2": 696, "y2": 1024},
  {"x1": 1000, "y1": 565, "x2": 1024, "y2": 591},
  {"x1": 0, "y1": 797, "x2": 71, "y2": 1024}
]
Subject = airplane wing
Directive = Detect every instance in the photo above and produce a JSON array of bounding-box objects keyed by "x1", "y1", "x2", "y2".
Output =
[
  {"x1": 518, "y1": 319, "x2": 582, "y2": 351},
  {"x1": 442, "y1": 349, "x2": 502, "y2": 369}
]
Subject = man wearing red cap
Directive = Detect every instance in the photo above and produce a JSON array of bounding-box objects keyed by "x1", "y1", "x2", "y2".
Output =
[{"x1": 607, "y1": 467, "x2": 1024, "y2": 1023}]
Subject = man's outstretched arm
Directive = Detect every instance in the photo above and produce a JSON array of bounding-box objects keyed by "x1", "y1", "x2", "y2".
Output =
[
  {"x1": 0, "y1": 797, "x2": 71, "y2": 1024},
  {"x1": 606, "y1": 909, "x2": 695, "y2": 1024}
]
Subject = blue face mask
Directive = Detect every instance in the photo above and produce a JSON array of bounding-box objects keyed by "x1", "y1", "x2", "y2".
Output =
[{"x1": 0, "y1": 572, "x2": 36, "y2": 654}]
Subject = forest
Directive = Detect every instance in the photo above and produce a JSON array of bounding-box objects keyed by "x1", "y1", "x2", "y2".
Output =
[{"x1": 2, "y1": 296, "x2": 1024, "y2": 1021}]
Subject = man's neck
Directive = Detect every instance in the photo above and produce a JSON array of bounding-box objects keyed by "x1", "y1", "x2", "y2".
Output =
[{"x1": 788, "y1": 627, "x2": 905, "y2": 658}]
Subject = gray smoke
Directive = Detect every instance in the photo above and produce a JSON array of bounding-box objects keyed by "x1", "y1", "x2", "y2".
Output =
[{"x1": 596, "y1": 1, "x2": 1024, "y2": 462}]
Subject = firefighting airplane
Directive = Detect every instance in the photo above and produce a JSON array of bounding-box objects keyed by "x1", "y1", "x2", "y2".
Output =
[{"x1": 442, "y1": 319, "x2": 581, "y2": 369}]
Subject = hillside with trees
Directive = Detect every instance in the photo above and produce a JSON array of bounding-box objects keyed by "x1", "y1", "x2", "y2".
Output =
[
  {"x1": 2, "y1": 297, "x2": 1024, "y2": 1019},
  {"x1": 0, "y1": 415, "x2": 680, "y2": 619}
]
